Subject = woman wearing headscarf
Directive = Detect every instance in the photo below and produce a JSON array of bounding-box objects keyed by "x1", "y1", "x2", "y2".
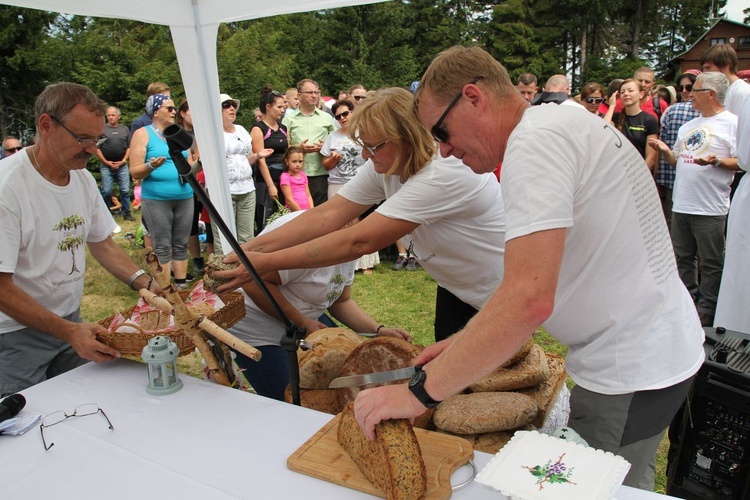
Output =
[
  {"x1": 130, "y1": 94, "x2": 194, "y2": 287},
  {"x1": 216, "y1": 87, "x2": 507, "y2": 342}
]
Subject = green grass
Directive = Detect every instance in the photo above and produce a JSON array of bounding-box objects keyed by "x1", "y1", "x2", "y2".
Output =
[{"x1": 82, "y1": 220, "x2": 669, "y2": 494}]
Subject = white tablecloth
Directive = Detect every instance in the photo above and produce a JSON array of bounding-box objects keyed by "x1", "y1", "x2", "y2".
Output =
[{"x1": 0, "y1": 360, "x2": 677, "y2": 499}]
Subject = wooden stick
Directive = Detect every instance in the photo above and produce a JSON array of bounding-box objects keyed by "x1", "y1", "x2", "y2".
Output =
[
  {"x1": 143, "y1": 248, "x2": 231, "y2": 387},
  {"x1": 138, "y1": 289, "x2": 173, "y2": 314},
  {"x1": 199, "y1": 316, "x2": 261, "y2": 361}
]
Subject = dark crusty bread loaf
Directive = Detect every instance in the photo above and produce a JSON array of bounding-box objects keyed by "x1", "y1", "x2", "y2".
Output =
[
  {"x1": 297, "y1": 328, "x2": 363, "y2": 389},
  {"x1": 434, "y1": 392, "x2": 538, "y2": 434},
  {"x1": 518, "y1": 352, "x2": 567, "y2": 428},
  {"x1": 468, "y1": 344, "x2": 550, "y2": 392},
  {"x1": 283, "y1": 385, "x2": 343, "y2": 415},
  {"x1": 337, "y1": 402, "x2": 427, "y2": 500},
  {"x1": 501, "y1": 336, "x2": 535, "y2": 368},
  {"x1": 437, "y1": 425, "x2": 535, "y2": 454},
  {"x1": 336, "y1": 337, "x2": 422, "y2": 408}
]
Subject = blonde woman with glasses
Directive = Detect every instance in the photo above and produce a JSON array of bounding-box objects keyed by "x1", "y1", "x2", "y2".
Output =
[{"x1": 216, "y1": 88, "x2": 507, "y2": 342}]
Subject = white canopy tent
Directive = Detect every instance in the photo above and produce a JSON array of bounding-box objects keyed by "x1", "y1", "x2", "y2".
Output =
[{"x1": 2, "y1": 0, "x2": 385, "y2": 250}]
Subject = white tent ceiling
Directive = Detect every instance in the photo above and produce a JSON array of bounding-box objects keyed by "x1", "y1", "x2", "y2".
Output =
[{"x1": 2, "y1": 0, "x2": 386, "y2": 249}]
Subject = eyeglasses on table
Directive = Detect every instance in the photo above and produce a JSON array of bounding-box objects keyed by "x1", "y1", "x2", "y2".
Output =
[{"x1": 40, "y1": 403, "x2": 114, "y2": 451}]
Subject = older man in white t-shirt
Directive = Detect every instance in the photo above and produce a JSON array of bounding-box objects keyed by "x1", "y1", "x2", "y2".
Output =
[{"x1": 650, "y1": 72, "x2": 738, "y2": 327}]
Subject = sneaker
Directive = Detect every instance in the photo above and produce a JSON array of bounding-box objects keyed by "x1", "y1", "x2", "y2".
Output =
[
  {"x1": 698, "y1": 312, "x2": 714, "y2": 327},
  {"x1": 406, "y1": 256, "x2": 418, "y2": 271},
  {"x1": 123, "y1": 213, "x2": 136, "y2": 222},
  {"x1": 392, "y1": 255, "x2": 407, "y2": 271}
]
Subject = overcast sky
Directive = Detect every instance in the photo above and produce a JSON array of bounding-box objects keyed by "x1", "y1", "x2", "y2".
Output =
[{"x1": 724, "y1": 0, "x2": 746, "y2": 23}]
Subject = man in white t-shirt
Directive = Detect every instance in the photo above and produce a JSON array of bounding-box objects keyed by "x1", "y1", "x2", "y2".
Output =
[
  {"x1": 354, "y1": 46, "x2": 704, "y2": 491},
  {"x1": 701, "y1": 44, "x2": 750, "y2": 333},
  {"x1": 0, "y1": 83, "x2": 162, "y2": 397},
  {"x1": 650, "y1": 72, "x2": 738, "y2": 327}
]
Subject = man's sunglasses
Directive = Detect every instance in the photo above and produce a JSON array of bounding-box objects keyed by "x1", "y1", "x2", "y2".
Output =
[
  {"x1": 4, "y1": 146, "x2": 22, "y2": 153},
  {"x1": 222, "y1": 101, "x2": 239, "y2": 109},
  {"x1": 353, "y1": 95, "x2": 367, "y2": 101},
  {"x1": 431, "y1": 77, "x2": 482, "y2": 143},
  {"x1": 335, "y1": 110, "x2": 351, "y2": 120}
]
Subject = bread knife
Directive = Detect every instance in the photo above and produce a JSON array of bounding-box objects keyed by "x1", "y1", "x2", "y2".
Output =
[{"x1": 328, "y1": 366, "x2": 417, "y2": 388}]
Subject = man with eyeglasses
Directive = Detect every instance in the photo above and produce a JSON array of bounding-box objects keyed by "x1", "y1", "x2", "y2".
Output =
[
  {"x1": 2, "y1": 137, "x2": 23, "y2": 158},
  {"x1": 655, "y1": 70, "x2": 702, "y2": 231},
  {"x1": 649, "y1": 72, "x2": 738, "y2": 329},
  {"x1": 0, "y1": 82, "x2": 162, "y2": 397},
  {"x1": 354, "y1": 45, "x2": 704, "y2": 491},
  {"x1": 282, "y1": 79, "x2": 335, "y2": 207}
]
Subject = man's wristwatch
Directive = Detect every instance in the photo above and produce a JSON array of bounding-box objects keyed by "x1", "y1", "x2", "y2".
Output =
[
  {"x1": 408, "y1": 366, "x2": 440, "y2": 408},
  {"x1": 714, "y1": 157, "x2": 722, "y2": 168}
]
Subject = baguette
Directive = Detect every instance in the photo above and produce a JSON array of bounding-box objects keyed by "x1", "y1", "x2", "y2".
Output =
[{"x1": 337, "y1": 403, "x2": 427, "y2": 500}]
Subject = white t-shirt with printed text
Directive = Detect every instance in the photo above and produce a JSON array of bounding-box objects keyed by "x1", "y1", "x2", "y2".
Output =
[
  {"x1": 0, "y1": 150, "x2": 117, "y2": 333},
  {"x1": 502, "y1": 104, "x2": 704, "y2": 395}
]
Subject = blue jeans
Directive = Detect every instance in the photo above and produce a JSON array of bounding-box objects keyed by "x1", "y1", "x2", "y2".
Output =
[
  {"x1": 233, "y1": 345, "x2": 290, "y2": 401},
  {"x1": 100, "y1": 164, "x2": 131, "y2": 215}
]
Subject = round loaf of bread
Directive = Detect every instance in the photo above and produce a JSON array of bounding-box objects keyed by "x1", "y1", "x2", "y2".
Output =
[
  {"x1": 297, "y1": 328, "x2": 363, "y2": 389},
  {"x1": 336, "y1": 337, "x2": 422, "y2": 408},
  {"x1": 501, "y1": 336, "x2": 535, "y2": 368},
  {"x1": 468, "y1": 344, "x2": 550, "y2": 392},
  {"x1": 283, "y1": 385, "x2": 344, "y2": 415},
  {"x1": 434, "y1": 392, "x2": 538, "y2": 434}
]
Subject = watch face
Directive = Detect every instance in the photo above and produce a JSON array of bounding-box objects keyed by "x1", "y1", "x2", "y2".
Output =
[{"x1": 408, "y1": 370, "x2": 424, "y2": 388}]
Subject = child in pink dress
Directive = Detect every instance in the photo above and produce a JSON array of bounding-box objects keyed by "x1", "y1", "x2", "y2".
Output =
[{"x1": 280, "y1": 146, "x2": 314, "y2": 211}]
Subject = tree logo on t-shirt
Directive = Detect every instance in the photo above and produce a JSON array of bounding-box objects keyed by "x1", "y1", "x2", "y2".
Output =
[{"x1": 53, "y1": 214, "x2": 85, "y2": 275}]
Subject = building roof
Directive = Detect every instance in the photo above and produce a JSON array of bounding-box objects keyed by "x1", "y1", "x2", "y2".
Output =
[{"x1": 672, "y1": 18, "x2": 750, "y2": 62}]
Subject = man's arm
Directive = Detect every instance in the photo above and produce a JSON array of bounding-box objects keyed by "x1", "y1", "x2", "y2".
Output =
[
  {"x1": 87, "y1": 236, "x2": 160, "y2": 293},
  {"x1": 0, "y1": 273, "x2": 120, "y2": 361},
  {"x1": 353, "y1": 228, "x2": 566, "y2": 439}
]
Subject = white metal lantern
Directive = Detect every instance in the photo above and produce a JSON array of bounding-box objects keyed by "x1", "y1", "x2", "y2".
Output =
[{"x1": 141, "y1": 336, "x2": 183, "y2": 395}]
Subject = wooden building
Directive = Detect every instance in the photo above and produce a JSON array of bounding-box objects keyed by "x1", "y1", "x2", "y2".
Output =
[{"x1": 671, "y1": 18, "x2": 750, "y2": 75}]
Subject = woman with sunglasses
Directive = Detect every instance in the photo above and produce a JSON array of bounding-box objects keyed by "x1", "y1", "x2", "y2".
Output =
[
  {"x1": 321, "y1": 99, "x2": 379, "y2": 273},
  {"x1": 580, "y1": 82, "x2": 605, "y2": 114},
  {"x1": 130, "y1": 94, "x2": 194, "y2": 288},
  {"x1": 677, "y1": 71, "x2": 700, "y2": 103},
  {"x1": 216, "y1": 87, "x2": 506, "y2": 342},
  {"x1": 250, "y1": 87, "x2": 289, "y2": 232},
  {"x1": 212, "y1": 93, "x2": 273, "y2": 254}
]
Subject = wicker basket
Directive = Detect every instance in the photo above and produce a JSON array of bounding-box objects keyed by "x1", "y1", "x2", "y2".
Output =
[{"x1": 96, "y1": 290, "x2": 245, "y2": 357}]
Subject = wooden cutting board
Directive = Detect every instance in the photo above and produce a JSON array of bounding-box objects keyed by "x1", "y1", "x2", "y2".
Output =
[{"x1": 288, "y1": 414, "x2": 474, "y2": 499}]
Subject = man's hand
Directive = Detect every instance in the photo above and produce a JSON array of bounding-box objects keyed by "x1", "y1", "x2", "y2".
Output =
[
  {"x1": 64, "y1": 322, "x2": 121, "y2": 362},
  {"x1": 299, "y1": 139, "x2": 321, "y2": 154},
  {"x1": 694, "y1": 154, "x2": 717, "y2": 166},
  {"x1": 412, "y1": 336, "x2": 456, "y2": 366},
  {"x1": 648, "y1": 138, "x2": 669, "y2": 154},
  {"x1": 354, "y1": 384, "x2": 427, "y2": 440}
]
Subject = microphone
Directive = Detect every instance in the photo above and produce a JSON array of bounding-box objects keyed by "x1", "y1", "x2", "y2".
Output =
[{"x1": 0, "y1": 394, "x2": 26, "y2": 423}]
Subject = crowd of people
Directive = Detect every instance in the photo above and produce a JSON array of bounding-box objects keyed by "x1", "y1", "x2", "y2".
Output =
[
  {"x1": 513, "y1": 46, "x2": 747, "y2": 329},
  {"x1": 1, "y1": 40, "x2": 749, "y2": 494}
]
